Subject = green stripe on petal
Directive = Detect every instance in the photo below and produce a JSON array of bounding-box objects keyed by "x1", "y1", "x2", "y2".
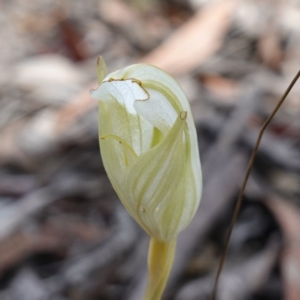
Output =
[
  {"x1": 127, "y1": 112, "x2": 188, "y2": 241},
  {"x1": 101, "y1": 134, "x2": 137, "y2": 166}
]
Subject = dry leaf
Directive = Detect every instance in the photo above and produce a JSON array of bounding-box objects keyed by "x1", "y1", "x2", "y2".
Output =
[{"x1": 140, "y1": 0, "x2": 237, "y2": 75}]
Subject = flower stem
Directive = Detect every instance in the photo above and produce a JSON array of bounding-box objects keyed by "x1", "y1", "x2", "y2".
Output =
[{"x1": 144, "y1": 237, "x2": 177, "y2": 300}]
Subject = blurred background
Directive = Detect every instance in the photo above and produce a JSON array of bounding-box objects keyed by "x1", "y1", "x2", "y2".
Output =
[{"x1": 0, "y1": 0, "x2": 300, "y2": 299}]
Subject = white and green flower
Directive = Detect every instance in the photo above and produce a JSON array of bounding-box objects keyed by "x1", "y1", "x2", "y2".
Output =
[{"x1": 91, "y1": 58, "x2": 202, "y2": 242}]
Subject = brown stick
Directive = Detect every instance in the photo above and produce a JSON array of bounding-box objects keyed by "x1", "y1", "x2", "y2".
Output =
[{"x1": 209, "y1": 70, "x2": 300, "y2": 300}]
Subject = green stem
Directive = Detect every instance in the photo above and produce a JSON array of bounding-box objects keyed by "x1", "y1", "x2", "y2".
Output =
[{"x1": 143, "y1": 237, "x2": 177, "y2": 300}]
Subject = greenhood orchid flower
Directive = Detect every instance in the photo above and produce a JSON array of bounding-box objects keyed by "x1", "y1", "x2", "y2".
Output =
[{"x1": 91, "y1": 57, "x2": 202, "y2": 300}]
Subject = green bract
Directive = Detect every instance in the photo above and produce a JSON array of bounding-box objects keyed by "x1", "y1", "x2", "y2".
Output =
[{"x1": 91, "y1": 61, "x2": 202, "y2": 242}]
